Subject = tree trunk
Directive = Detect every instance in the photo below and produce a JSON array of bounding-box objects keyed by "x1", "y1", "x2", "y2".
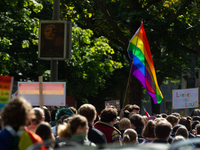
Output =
[{"x1": 128, "y1": 76, "x2": 143, "y2": 109}]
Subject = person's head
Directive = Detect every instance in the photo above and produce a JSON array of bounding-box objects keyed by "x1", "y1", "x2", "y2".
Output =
[
  {"x1": 154, "y1": 120, "x2": 172, "y2": 141},
  {"x1": 78, "y1": 104, "x2": 96, "y2": 125},
  {"x1": 130, "y1": 104, "x2": 140, "y2": 114},
  {"x1": 100, "y1": 107, "x2": 118, "y2": 125},
  {"x1": 154, "y1": 117, "x2": 166, "y2": 124},
  {"x1": 1, "y1": 97, "x2": 32, "y2": 127},
  {"x1": 123, "y1": 104, "x2": 131, "y2": 111},
  {"x1": 30, "y1": 107, "x2": 45, "y2": 125},
  {"x1": 35, "y1": 122, "x2": 54, "y2": 141},
  {"x1": 123, "y1": 129, "x2": 138, "y2": 144},
  {"x1": 68, "y1": 106, "x2": 77, "y2": 114},
  {"x1": 161, "y1": 113, "x2": 168, "y2": 118},
  {"x1": 118, "y1": 118, "x2": 131, "y2": 130},
  {"x1": 171, "y1": 135, "x2": 185, "y2": 144},
  {"x1": 43, "y1": 106, "x2": 51, "y2": 123},
  {"x1": 43, "y1": 24, "x2": 57, "y2": 41},
  {"x1": 171, "y1": 124, "x2": 186, "y2": 137},
  {"x1": 142, "y1": 120, "x2": 156, "y2": 138},
  {"x1": 190, "y1": 109, "x2": 200, "y2": 117},
  {"x1": 51, "y1": 107, "x2": 74, "y2": 127},
  {"x1": 195, "y1": 123, "x2": 200, "y2": 135},
  {"x1": 191, "y1": 120, "x2": 199, "y2": 135},
  {"x1": 175, "y1": 126, "x2": 188, "y2": 139},
  {"x1": 192, "y1": 116, "x2": 200, "y2": 122},
  {"x1": 179, "y1": 117, "x2": 191, "y2": 132},
  {"x1": 129, "y1": 114, "x2": 145, "y2": 129},
  {"x1": 171, "y1": 112, "x2": 181, "y2": 120},
  {"x1": 166, "y1": 115, "x2": 179, "y2": 127},
  {"x1": 58, "y1": 114, "x2": 88, "y2": 139}
]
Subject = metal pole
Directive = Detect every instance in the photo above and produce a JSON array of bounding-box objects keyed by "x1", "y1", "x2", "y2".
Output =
[{"x1": 50, "y1": 0, "x2": 60, "y2": 81}]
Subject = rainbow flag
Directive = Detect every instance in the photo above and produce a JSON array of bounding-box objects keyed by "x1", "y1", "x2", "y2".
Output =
[{"x1": 127, "y1": 22, "x2": 163, "y2": 104}]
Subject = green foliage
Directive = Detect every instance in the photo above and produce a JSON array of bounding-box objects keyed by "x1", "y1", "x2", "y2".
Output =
[
  {"x1": 58, "y1": 26, "x2": 122, "y2": 100},
  {"x1": 0, "y1": 0, "x2": 49, "y2": 81}
]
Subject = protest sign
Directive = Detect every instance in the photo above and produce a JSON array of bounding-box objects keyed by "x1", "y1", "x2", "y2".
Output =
[
  {"x1": 172, "y1": 88, "x2": 199, "y2": 109},
  {"x1": 18, "y1": 82, "x2": 66, "y2": 106},
  {"x1": 105, "y1": 100, "x2": 120, "y2": 110}
]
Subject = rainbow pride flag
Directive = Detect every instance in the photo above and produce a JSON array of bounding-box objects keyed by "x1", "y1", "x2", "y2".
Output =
[{"x1": 127, "y1": 22, "x2": 163, "y2": 104}]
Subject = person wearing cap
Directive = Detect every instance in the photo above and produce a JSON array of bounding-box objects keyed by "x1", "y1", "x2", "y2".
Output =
[
  {"x1": 27, "y1": 107, "x2": 45, "y2": 133},
  {"x1": 50, "y1": 107, "x2": 74, "y2": 137}
]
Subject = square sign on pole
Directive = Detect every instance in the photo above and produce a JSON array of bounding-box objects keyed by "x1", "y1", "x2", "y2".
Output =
[
  {"x1": 172, "y1": 88, "x2": 199, "y2": 109},
  {"x1": 38, "y1": 20, "x2": 72, "y2": 60}
]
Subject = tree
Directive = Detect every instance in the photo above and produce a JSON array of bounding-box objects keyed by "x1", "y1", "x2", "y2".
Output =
[
  {"x1": 60, "y1": 0, "x2": 200, "y2": 113},
  {"x1": 0, "y1": 0, "x2": 49, "y2": 81},
  {"x1": 0, "y1": 0, "x2": 122, "y2": 104},
  {"x1": 58, "y1": 25, "x2": 122, "y2": 103}
]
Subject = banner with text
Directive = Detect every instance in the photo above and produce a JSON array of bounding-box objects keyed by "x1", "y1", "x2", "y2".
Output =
[
  {"x1": 172, "y1": 88, "x2": 199, "y2": 109},
  {"x1": 0, "y1": 76, "x2": 13, "y2": 110},
  {"x1": 18, "y1": 82, "x2": 66, "y2": 106}
]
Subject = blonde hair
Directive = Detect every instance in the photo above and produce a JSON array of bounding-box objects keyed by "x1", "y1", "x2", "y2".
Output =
[
  {"x1": 123, "y1": 129, "x2": 138, "y2": 144},
  {"x1": 119, "y1": 118, "x2": 131, "y2": 130},
  {"x1": 58, "y1": 114, "x2": 87, "y2": 139}
]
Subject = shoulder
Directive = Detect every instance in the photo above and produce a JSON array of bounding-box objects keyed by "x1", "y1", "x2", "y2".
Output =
[
  {"x1": 25, "y1": 129, "x2": 43, "y2": 143},
  {"x1": 94, "y1": 121, "x2": 121, "y2": 134},
  {"x1": 90, "y1": 126, "x2": 104, "y2": 135},
  {"x1": 0, "y1": 128, "x2": 10, "y2": 149}
]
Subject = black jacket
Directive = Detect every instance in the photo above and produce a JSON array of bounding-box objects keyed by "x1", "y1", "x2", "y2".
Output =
[{"x1": 88, "y1": 124, "x2": 107, "y2": 145}]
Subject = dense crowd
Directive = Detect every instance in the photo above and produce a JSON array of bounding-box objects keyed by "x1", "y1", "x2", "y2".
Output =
[{"x1": 0, "y1": 97, "x2": 200, "y2": 149}]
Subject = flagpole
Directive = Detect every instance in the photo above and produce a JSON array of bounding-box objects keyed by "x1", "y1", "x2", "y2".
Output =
[{"x1": 123, "y1": 22, "x2": 142, "y2": 107}]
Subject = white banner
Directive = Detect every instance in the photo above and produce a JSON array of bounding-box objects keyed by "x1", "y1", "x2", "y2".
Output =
[
  {"x1": 172, "y1": 88, "x2": 199, "y2": 109},
  {"x1": 18, "y1": 82, "x2": 66, "y2": 106}
]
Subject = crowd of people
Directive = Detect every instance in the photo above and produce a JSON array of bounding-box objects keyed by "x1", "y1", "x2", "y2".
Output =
[{"x1": 1, "y1": 97, "x2": 200, "y2": 149}]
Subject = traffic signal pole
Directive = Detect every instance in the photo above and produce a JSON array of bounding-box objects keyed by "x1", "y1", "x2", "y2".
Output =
[{"x1": 50, "y1": 0, "x2": 60, "y2": 81}]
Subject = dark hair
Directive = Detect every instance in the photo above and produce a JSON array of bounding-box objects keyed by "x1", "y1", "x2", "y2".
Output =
[
  {"x1": 43, "y1": 106, "x2": 51, "y2": 123},
  {"x1": 195, "y1": 124, "x2": 200, "y2": 134},
  {"x1": 127, "y1": 104, "x2": 140, "y2": 112},
  {"x1": 155, "y1": 120, "x2": 172, "y2": 139},
  {"x1": 166, "y1": 115, "x2": 179, "y2": 127},
  {"x1": 171, "y1": 124, "x2": 186, "y2": 137},
  {"x1": 179, "y1": 117, "x2": 191, "y2": 131},
  {"x1": 142, "y1": 120, "x2": 155, "y2": 138},
  {"x1": 161, "y1": 113, "x2": 168, "y2": 118},
  {"x1": 192, "y1": 120, "x2": 200, "y2": 130},
  {"x1": 100, "y1": 108, "x2": 117, "y2": 123},
  {"x1": 190, "y1": 109, "x2": 200, "y2": 117},
  {"x1": 51, "y1": 109, "x2": 57, "y2": 121},
  {"x1": 129, "y1": 114, "x2": 145, "y2": 128},
  {"x1": 35, "y1": 122, "x2": 53, "y2": 141},
  {"x1": 78, "y1": 104, "x2": 96, "y2": 123},
  {"x1": 175, "y1": 127, "x2": 188, "y2": 139}
]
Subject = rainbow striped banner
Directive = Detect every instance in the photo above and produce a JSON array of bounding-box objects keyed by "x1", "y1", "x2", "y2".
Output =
[
  {"x1": 0, "y1": 76, "x2": 13, "y2": 109},
  {"x1": 127, "y1": 22, "x2": 163, "y2": 104}
]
